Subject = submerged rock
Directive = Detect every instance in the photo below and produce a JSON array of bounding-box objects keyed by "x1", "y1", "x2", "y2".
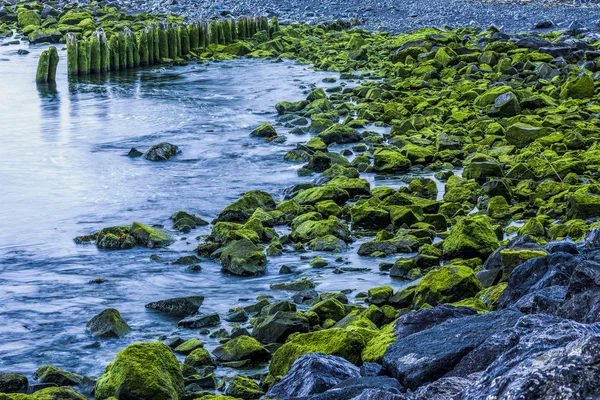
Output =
[
  {"x1": 86, "y1": 308, "x2": 131, "y2": 339},
  {"x1": 94, "y1": 342, "x2": 184, "y2": 400},
  {"x1": 178, "y1": 312, "x2": 221, "y2": 329},
  {"x1": 141, "y1": 142, "x2": 181, "y2": 161},
  {"x1": 74, "y1": 222, "x2": 173, "y2": 250}
]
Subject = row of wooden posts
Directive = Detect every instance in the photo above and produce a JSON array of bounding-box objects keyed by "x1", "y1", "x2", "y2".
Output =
[{"x1": 64, "y1": 16, "x2": 279, "y2": 76}]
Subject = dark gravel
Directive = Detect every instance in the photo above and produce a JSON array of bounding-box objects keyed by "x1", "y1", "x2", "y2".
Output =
[{"x1": 115, "y1": 0, "x2": 600, "y2": 34}]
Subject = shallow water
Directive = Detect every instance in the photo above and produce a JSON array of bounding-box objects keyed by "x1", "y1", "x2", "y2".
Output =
[{"x1": 0, "y1": 38, "x2": 420, "y2": 383}]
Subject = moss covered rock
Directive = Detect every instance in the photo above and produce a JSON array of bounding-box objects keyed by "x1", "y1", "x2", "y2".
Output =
[
  {"x1": 129, "y1": 222, "x2": 173, "y2": 248},
  {"x1": 94, "y1": 342, "x2": 184, "y2": 400},
  {"x1": 413, "y1": 265, "x2": 483, "y2": 308},
  {"x1": 251, "y1": 123, "x2": 277, "y2": 138},
  {"x1": 212, "y1": 335, "x2": 269, "y2": 363},
  {"x1": 318, "y1": 124, "x2": 361, "y2": 145},
  {"x1": 293, "y1": 186, "x2": 350, "y2": 206},
  {"x1": 268, "y1": 329, "x2": 366, "y2": 378},
  {"x1": 225, "y1": 375, "x2": 263, "y2": 399},
  {"x1": 291, "y1": 218, "x2": 351, "y2": 242},
  {"x1": 86, "y1": 308, "x2": 131, "y2": 339},
  {"x1": 373, "y1": 148, "x2": 411, "y2": 173},
  {"x1": 220, "y1": 239, "x2": 267, "y2": 276},
  {"x1": 442, "y1": 215, "x2": 500, "y2": 259}
]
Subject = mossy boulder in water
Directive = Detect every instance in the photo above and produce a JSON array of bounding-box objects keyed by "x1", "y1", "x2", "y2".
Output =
[
  {"x1": 325, "y1": 177, "x2": 370, "y2": 198},
  {"x1": 487, "y1": 196, "x2": 511, "y2": 219},
  {"x1": 310, "y1": 297, "x2": 346, "y2": 322},
  {"x1": 217, "y1": 190, "x2": 276, "y2": 223},
  {"x1": 442, "y1": 215, "x2": 500, "y2": 259},
  {"x1": 500, "y1": 249, "x2": 547, "y2": 274},
  {"x1": 32, "y1": 366, "x2": 82, "y2": 386},
  {"x1": 373, "y1": 148, "x2": 411, "y2": 173},
  {"x1": 86, "y1": 308, "x2": 131, "y2": 339},
  {"x1": 94, "y1": 342, "x2": 184, "y2": 400},
  {"x1": 141, "y1": 142, "x2": 181, "y2": 161},
  {"x1": 268, "y1": 329, "x2": 367, "y2": 378},
  {"x1": 251, "y1": 123, "x2": 277, "y2": 138},
  {"x1": 130, "y1": 222, "x2": 174, "y2": 248},
  {"x1": 224, "y1": 41, "x2": 252, "y2": 56},
  {"x1": 183, "y1": 348, "x2": 215, "y2": 368},
  {"x1": 318, "y1": 124, "x2": 361, "y2": 145},
  {"x1": 291, "y1": 218, "x2": 351, "y2": 242},
  {"x1": 413, "y1": 265, "x2": 483, "y2": 308},
  {"x1": 293, "y1": 186, "x2": 349, "y2": 206},
  {"x1": 212, "y1": 335, "x2": 270, "y2": 362},
  {"x1": 145, "y1": 296, "x2": 204, "y2": 317},
  {"x1": 220, "y1": 239, "x2": 267, "y2": 276}
]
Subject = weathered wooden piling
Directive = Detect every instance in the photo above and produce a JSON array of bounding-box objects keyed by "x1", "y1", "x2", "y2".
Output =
[
  {"x1": 189, "y1": 23, "x2": 198, "y2": 50},
  {"x1": 90, "y1": 32, "x2": 101, "y2": 74},
  {"x1": 98, "y1": 28, "x2": 110, "y2": 72},
  {"x1": 63, "y1": 15, "x2": 276, "y2": 79},
  {"x1": 36, "y1": 49, "x2": 49, "y2": 82},
  {"x1": 66, "y1": 33, "x2": 78, "y2": 75},
  {"x1": 47, "y1": 46, "x2": 59, "y2": 81},
  {"x1": 159, "y1": 22, "x2": 168, "y2": 59},
  {"x1": 181, "y1": 25, "x2": 190, "y2": 55},
  {"x1": 230, "y1": 19, "x2": 237, "y2": 41},
  {"x1": 78, "y1": 39, "x2": 89, "y2": 74},
  {"x1": 109, "y1": 35, "x2": 119, "y2": 71},
  {"x1": 139, "y1": 29, "x2": 149, "y2": 66}
]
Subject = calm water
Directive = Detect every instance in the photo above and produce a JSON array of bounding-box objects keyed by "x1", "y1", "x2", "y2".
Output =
[{"x1": 0, "y1": 38, "x2": 417, "y2": 382}]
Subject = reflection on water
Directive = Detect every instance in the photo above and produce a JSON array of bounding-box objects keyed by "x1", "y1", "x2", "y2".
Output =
[{"x1": 0, "y1": 40, "x2": 416, "y2": 380}]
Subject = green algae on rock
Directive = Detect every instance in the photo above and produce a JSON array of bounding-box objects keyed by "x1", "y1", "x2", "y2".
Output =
[
  {"x1": 95, "y1": 342, "x2": 184, "y2": 400},
  {"x1": 442, "y1": 215, "x2": 500, "y2": 260},
  {"x1": 413, "y1": 265, "x2": 483, "y2": 309},
  {"x1": 86, "y1": 308, "x2": 131, "y2": 339}
]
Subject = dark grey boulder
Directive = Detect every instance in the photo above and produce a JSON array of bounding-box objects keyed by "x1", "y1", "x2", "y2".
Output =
[
  {"x1": 145, "y1": 296, "x2": 204, "y2": 317},
  {"x1": 33, "y1": 365, "x2": 83, "y2": 386},
  {"x1": 547, "y1": 238, "x2": 578, "y2": 254},
  {"x1": 382, "y1": 309, "x2": 523, "y2": 390},
  {"x1": 86, "y1": 308, "x2": 131, "y2": 338},
  {"x1": 266, "y1": 353, "x2": 360, "y2": 399},
  {"x1": 459, "y1": 317, "x2": 600, "y2": 400}
]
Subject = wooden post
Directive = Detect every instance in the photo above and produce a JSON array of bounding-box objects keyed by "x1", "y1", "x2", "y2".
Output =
[
  {"x1": 109, "y1": 34, "x2": 119, "y2": 71},
  {"x1": 181, "y1": 25, "x2": 190, "y2": 55},
  {"x1": 66, "y1": 32, "x2": 78, "y2": 75},
  {"x1": 47, "y1": 46, "x2": 59, "y2": 81},
  {"x1": 90, "y1": 31, "x2": 101, "y2": 73},
  {"x1": 230, "y1": 19, "x2": 237, "y2": 41},
  {"x1": 188, "y1": 23, "x2": 198, "y2": 50},
  {"x1": 159, "y1": 22, "x2": 168, "y2": 59},
  {"x1": 78, "y1": 39, "x2": 89, "y2": 74},
  {"x1": 98, "y1": 28, "x2": 109, "y2": 72},
  {"x1": 36, "y1": 49, "x2": 49, "y2": 82},
  {"x1": 139, "y1": 29, "x2": 149, "y2": 66}
]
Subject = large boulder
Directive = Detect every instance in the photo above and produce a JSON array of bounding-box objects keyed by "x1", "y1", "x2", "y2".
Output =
[
  {"x1": 266, "y1": 353, "x2": 361, "y2": 399},
  {"x1": 269, "y1": 329, "x2": 367, "y2": 378},
  {"x1": 442, "y1": 215, "x2": 500, "y2": 260},
  {"x1": 94, "y1": 342, "x2": 184, "y2": 400},
  {"x1": 460, "y1": 316, "x2": 600, "y2": 400},
  {"x1": 560, "y1": 74, "x2": 595, "y2": 99},
  {"x1": 86, "y1": 308, "x2": 131, "y2": 339},
  {"x1": 393, "y1": 305, "x2": 477, "y2": 339},
  {"x1": 145, "y1": 296, "x2": 205, "y2": 317},
  {"x1": 220, "y1": 239, "x2": 267, "y2": 276},
  {"x1": 382, "y1": 309, "x2": 523, "y2": 389}
]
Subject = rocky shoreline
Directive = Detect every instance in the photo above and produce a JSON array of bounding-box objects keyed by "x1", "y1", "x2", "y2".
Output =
[{"x1": 4, "y1": 2, "x2": 600, "y2": 400}]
